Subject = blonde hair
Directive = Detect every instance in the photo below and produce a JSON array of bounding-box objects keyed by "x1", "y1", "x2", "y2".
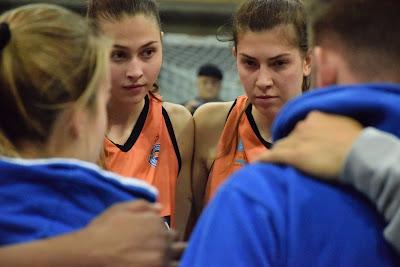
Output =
[{"x1": 0, "y1": 4, "x2": 111, "y2": 156}]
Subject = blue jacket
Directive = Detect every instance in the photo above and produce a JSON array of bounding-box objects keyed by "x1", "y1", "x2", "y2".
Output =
[
  {"x1": 0, "y1": 157, "x2": 156, "y2": 245},
  {"x1": 181, "y1": 83, "x2": 400, "y2": 267}
]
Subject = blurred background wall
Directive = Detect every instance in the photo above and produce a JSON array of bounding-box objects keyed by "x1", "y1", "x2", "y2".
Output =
[{"x1": 0, "y1": 0, "x2": 244, "y2": 103}]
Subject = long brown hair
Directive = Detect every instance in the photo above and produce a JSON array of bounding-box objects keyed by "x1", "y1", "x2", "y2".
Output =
[
  {"x1": 87, "y1": 0, "x2": 162, "y2": 99},
  {"x1": 87, "y1": 0, "x2": 161, "y2": 28},
  {"x1": 0, "y1": 4, "x2": 110, "y2": 157},
  {"x1": 218, "y1": 0, "x2": 309, "y2": 160}
]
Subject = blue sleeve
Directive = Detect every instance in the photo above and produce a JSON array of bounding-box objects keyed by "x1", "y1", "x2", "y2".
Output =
[{"x1": 181, "y1": 181, "x2": 284, "y2": 267}]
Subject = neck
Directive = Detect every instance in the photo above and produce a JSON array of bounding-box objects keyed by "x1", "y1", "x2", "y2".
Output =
[
  {"x1": 18, "y1": 139, "x2": 84, "y2": 162},
  {"x1": 251, "y1": 106, "x2": 273, "y2": 142},
  {"x1": 107, "y1": 97, "x2": 145, "y2": 128},
  {"x1": 106, "y1": 97, "x2": 146, "y2": 143},
  {"x1": 17, "y1": 141, "x2": 48, "y2": 159}
]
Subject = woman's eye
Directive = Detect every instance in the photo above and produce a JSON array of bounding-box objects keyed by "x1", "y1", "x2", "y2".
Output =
[
  {"x1": 141, "y1": 48, "x2": 155, "y2": 58},
  {"x1": 242, "y1": 59, "x2": 257, "y2": 68},
  {"x1": 272, "y1": 60, "x2": 289, "y2": 68},
  {"x1": 111, "y1": 50, "x2": 127, "y2": 61}
]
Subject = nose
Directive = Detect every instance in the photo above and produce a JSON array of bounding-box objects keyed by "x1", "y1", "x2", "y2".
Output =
[
  {"x1": 255, "y1": 65, "x2": 273, "y2": 91},
  {"x1": 126, "y1": 58, "x2": 143, "y2": 80}
]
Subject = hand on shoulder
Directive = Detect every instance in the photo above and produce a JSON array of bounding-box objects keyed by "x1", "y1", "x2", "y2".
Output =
[{"x1": 257, "y1": 111, "x2": 363, "y2": 179}]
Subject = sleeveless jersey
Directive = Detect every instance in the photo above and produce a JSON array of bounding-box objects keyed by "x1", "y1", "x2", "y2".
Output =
[
  {"x1": 205, "y1": 95, "x2": 272, "y2": 203},
  {"x1": 104, "y1": 94, "x2": 181, "y2": 220}
]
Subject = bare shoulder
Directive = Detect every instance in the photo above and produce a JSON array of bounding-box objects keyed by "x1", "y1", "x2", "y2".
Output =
[
  {"x1": 163, "y1": 102, "x2": 193, "y2": 127},
  {"x1": 193, "y1": 101, "x2": 234, "y2": 135}
]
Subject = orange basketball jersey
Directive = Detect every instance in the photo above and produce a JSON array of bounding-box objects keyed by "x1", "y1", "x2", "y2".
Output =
[
  {"x1": 104, "y1": 94, "x2": 181, "y2": 220},
  {"x1": 204, "y1": 95, "x2": 272, "y2": 203}
]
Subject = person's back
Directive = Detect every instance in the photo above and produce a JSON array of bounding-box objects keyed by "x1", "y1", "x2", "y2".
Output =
[
  {"x1": 0, "y1": 3, "x2": 156, "y2": 246},
  {"x1": 182, "y1": 84, "x2": 400, "y2": 266},
  {"x1": 0, "y1": 4, "x2": 182, "y2": 266},
  {"x1": 186, "y1": 165, "x2": 398, "y2": 266},
  {"x1": 182, "y1": 0, "x2": 400, "y2": 265}
]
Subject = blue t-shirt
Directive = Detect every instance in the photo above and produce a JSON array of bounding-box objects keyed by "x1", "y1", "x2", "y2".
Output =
[
  {"x1": 0, "y1": 157, "x2": 157, "y2": 245},
  {"x1": 181, "y1": 83, "x2": 400, "y2": 267}
]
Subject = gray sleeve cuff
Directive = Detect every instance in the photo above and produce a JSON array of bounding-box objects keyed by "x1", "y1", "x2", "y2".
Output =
[
  {"x1": 340, "y1": 127, "x2": 397, "y2": 187},
  {"x1": 340, "y1": 127, "x2": 400, "y2": 252}
]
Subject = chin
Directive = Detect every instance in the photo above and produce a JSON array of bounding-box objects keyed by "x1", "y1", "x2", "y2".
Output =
[
  {"x1": 255, "y1": 105, "x2": 280, "y2": 119},
  {"x1": 127, "y1": 92, "x2": 148, "y2": 103}
]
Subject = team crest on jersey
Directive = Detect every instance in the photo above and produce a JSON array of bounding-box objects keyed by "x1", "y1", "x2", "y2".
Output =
[
  {"x1": 237, "y1": 139, "x2": 244, "y2": 152},
  {"x1": 148, "y1": 143, "x2": 160, "y2": 167},
  {"x1": 235, "y1": 139, "x2": 247, "y2": 165}
]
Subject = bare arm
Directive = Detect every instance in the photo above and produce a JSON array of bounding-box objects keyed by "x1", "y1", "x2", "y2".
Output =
[
  {"x1": 163, "y1": 102, "x2": 194, "y2": 239},
  {"x1": 191, "y1": 102, "x2": 232, "y2": 219},
  {"x1": 0, "y1": 231, "x2": 97, "y2": 267}
]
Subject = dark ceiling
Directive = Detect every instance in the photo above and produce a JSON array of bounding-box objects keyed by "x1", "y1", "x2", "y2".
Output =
[{"x1": 0, "y1": 0, "x2": 241, "y2": 35}]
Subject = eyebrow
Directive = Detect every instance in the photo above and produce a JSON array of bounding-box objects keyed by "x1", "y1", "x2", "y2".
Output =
[
  {"x1": 239, "y1": 53, "x2": 291, "y2": 61},
  {"x1": 113, "y1": 41, "x2": 159, "y2": 50},
  {"x1": 112, "y1": 44, "x2": 128, "y2": 50}
]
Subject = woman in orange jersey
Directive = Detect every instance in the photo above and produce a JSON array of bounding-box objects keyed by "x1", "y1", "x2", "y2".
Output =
[
  {"x1": 87, "y1": 0, "x2": 194, "y2": 237},
  {"x1": 192, "y1": 0, "x2": 311, "y2": 218}
]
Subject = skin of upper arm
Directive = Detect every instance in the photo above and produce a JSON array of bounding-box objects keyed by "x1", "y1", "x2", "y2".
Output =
[
  {"x1": 191, "y1": 102, "x2": 233, "y2": 218},
  {"x1": 163, "y1": 102, "x2": 194, "y2": 239},
  {"x1": 0, "y1": 231, "x2": 96, "y2": 267}
]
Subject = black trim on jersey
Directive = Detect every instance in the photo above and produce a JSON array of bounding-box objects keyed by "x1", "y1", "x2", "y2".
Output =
[
  {"x1": 245, "y1": 104, "x2": 273, "y2": 149},
  {"x1": 162, "y1": 107, "x2": 182, "y2": 174},
  {"x1": 163, "y1": 216, "x2": 171, "y2": 227},
  {"x1": 225, "y1": 99, "x2": 237, "y2": 122},
  {"x1": 112, "y1": 95, "x2": 150, "y2": 152},
  {"x1": 206, "y1": 100, "x2": 238, "y2": 181}
]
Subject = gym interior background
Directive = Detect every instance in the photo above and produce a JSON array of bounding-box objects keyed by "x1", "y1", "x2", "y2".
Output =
[{"x1": 0, "y1": 0, "x2": 244, "y2": 103}]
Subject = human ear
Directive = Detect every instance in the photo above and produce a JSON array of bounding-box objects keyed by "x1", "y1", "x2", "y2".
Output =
[
  {"x1": 65, "y1": 108, "x2": 87, "y2": 139},
  {"x1": 232, "y1": 46, "x2": 237, "y2": 57},
  {"x1": 303, "y1": 49, "x2": 312, "y2": 77},
  {"x1": 313, "y1": 46, "x2": 338, "y2": 88}
]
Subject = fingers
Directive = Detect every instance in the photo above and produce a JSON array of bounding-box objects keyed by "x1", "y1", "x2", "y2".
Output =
[
  {"x1": 170, "y1": 242, "x2": 186, "y2": 261},
  {"x1": 168, "y1": 261, "x2": 179, "y2": 267},
  {"x1": 163, "y1": 230, "x2": 186, "y2": 267},
  {"x1": 256, "y1": 135, "x2": 300, "y2": 164},
  {"x1": 256, "y1": 146, "x2": 296, "y2": 165},
  {"x1": 165, "y1": 239, "x2": 186, "y2": 267}
]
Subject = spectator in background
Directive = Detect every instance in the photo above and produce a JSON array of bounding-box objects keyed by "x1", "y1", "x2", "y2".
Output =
[{"x1": 183, "y1": 63, "x2": 223, "y2": 114}]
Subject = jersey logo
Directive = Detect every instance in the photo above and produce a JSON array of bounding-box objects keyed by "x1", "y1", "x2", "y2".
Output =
[
  {"x1": 235, "y1": 139, "x2": 247, "y2": 165},
  {"x1": 148, "y1": 143, "x2": 160, "y2": 167},
  {"x1": 237, "y1": 139, "x2": 244, "y2": 152}
]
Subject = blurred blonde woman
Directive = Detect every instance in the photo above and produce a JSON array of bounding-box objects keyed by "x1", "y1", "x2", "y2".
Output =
[{"x1": 0, "y1": 4, "x2": 177, "y2": 267}]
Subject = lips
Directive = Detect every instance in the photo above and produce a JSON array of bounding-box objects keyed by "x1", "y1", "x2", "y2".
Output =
[
  {"x1": 122, "y1": 84, "x2": 145, "y2": 90},
  {"x1": 256, "y1": 95, "x2": 278, "y2": 99},
  {"x1": 254, "y1": 95, "x2": 280, "y2": 107}
]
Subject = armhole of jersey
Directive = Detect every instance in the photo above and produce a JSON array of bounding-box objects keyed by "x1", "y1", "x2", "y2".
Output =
[
  {"x1": 226, "y1": 99, "x2": 237, "y2": 122},
  {"x1": 245, "y1": 104, "x2": 273, "y2": 149},
  {"x1": 162, "y1": 107, "x2": 182, "y2": 174},
  {"x1": 113, "y1": 95, "x2": 150, "y2": 152},
  {"x1": 208, "y1": 99, "x2": 239, "y2": 176}
]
